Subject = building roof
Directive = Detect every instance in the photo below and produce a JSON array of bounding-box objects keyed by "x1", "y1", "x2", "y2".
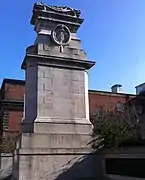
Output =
[
  {"x1": 135, "y1": 82, "x2": 145, "y2": 88},
  {"x1": 89, "y1": 89, "x2": 136, "y2": 97},
  {"x1": 0, "y1": 78, "x2": 25, "y2": 90}
]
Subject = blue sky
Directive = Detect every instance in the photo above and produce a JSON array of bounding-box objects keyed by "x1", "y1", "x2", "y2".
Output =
[{"x1": 1, "y1": 0, "x2": 145, "y2": 94}]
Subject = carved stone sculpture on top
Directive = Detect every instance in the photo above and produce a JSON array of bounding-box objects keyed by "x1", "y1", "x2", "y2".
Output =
[{"x1": 34, "y1": 2, "x2": 81, "y2": 17}]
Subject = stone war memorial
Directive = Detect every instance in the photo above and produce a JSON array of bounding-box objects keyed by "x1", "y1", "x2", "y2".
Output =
[{"x1": 11, "y1": 2, "x2": 104, "y2": 180}]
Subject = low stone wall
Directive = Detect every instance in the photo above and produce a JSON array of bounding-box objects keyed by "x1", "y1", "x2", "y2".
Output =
[{"x1": 0, "y1": 153, "x2": 12, "y2": 179}]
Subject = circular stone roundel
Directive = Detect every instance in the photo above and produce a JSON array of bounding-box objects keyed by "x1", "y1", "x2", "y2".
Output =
[{"x1": 51, "y1": 24, "x2": 71, "y2": 46}]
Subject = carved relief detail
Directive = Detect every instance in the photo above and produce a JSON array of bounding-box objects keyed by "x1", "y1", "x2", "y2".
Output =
[{"x1": 51, "y1": 24, "x2": 71, "y2": 52}]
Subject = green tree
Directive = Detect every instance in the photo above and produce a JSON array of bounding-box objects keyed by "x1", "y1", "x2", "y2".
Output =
[{"x1": 91, "y1": 104, "x2": 141, "y2": 150}]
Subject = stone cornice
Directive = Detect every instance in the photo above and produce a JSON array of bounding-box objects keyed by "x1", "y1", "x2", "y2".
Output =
[
  {"x1": 31, "y1": 3, "x2": 84, "y2": 33},
  {"x1": 21, "y1": 53, "x2": 95, "y2": 70}
]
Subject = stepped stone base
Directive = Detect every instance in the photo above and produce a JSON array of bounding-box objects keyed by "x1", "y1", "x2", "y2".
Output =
[
  {"x1": 12, "y1": 121, "x2": 105, "y2": 180},
  {"x1": 12, "y1": 150, "x2": 104, "y2": 180}
]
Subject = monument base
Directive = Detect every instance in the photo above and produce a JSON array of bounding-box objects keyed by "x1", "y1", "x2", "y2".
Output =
[
  {"x1": 12, "y1": 150, "x2": 105, "y2": 180},
  {"x1": 12, "y1": 120, "x2": 105, "y2": 180}
]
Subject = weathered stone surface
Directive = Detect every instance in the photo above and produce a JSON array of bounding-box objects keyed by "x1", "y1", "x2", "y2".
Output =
[
  {"x1": 23, "y1": 66, "x2": 88, "y2": 125},
  {"x1": 21, "y1": 133, "x2": 91, "y2": 149},
  {"x1": 33, "y1": 122, "x2": 92, "y2": 134},
  {"x1": 13, "y1": 151, "x2": 104, "y2": 180},
  {"x1": 0, "y1": 154, "x2": 12, "y2": 179}
]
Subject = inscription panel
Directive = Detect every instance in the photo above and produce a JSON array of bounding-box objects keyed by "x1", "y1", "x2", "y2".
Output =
[{"x1": 37, "y1": 66, "x2": 86, "y2": 118}]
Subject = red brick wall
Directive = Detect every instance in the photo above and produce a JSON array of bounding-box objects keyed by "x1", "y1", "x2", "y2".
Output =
[
  {"x1": 89, "y1": 91, "x2": 135, "y2": 115},
  {"x1": 0, "y1": 81, "x2": 25, "y2": 133},
  {"x1": 4, "y1": 83, "x2": 24, "y2": 101},
  {"x1": 9, "y1": 110, "x2": 23, "y2": 133}
]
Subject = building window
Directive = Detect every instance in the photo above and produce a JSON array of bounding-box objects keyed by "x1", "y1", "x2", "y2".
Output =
[
  {"x1": 96, "y1": 106, "x2": 105, "y2": 118},
  {"x1": 3, "y1": 110, "x2": 9, "y2": 131},
  {"x1": 116, "y1": 102, "x2": 124, "y2": 112}
]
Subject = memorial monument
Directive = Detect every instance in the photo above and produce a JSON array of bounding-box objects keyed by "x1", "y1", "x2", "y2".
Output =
[{"x1": 12, "y1": 3, "x2": 104, "y2": 179}]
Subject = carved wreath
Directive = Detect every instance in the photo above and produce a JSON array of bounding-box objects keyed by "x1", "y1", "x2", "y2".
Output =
[{"x1": 51, "y1": 24, "x2": 71, "y2": 46}]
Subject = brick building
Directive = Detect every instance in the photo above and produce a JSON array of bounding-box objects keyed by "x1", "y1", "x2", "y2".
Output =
[
  {"x1": 0, "y1": 79, "x2": 24, "y2": 135},
  {"x1": 1, "y1": 78, "x2": 145, "y2": 135}
]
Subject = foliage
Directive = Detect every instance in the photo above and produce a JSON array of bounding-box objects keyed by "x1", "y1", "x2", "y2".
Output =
[{"x1": 91, "y1": 104, "x2": 141, "y2": 150}]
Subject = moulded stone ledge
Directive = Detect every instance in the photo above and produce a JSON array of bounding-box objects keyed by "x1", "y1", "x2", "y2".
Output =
[
  {"x1": 20, "y1": 133, "x2": 92, "y2": 149},
  {"x1": 33, "y1": 121, "x2": 92, "y2": 135},
  {"x1": 17, "y1": 147, "x2": 93, "y2": 155}
]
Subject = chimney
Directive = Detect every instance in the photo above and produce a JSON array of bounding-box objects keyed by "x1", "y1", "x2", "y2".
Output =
[
  {"x1": 111, "y1": 84, "x2": 123, "y2": 93},
  {"x1": 135, "y1": 83, "x2": 145, "y2": 95}
]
